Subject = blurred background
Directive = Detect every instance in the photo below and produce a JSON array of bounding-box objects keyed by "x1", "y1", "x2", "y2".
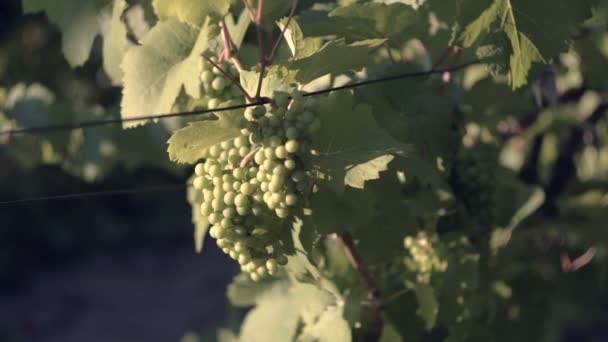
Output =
[
  {"x1": 0, "y1": 1, "x2": 239, "y2": 341},
  {"x1": 1, "y1": 0, "x2": 608, "y2": 341}
]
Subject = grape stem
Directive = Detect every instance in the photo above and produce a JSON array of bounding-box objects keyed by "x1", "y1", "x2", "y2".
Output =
[
  {"x1": 201, "y1": 54, "x2": 253, "y2": 102},
  {"x1": 219, "y1": 19, "x2": 236, "y2": 61},
  {"x1": 333, "y1": 232, "x2": 384, "y2": 340}
]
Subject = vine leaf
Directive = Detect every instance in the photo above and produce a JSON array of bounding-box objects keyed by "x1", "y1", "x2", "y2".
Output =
[
  {"x1": 458, "y1": 0, "x2": 590, "y2": 88},
  {"x1": 310, "y1": 184, "x2": 375, "y2": 235},
  {"x1": 298, "y1": 2, "x2": 419, "y2": 44},
  {"x1": 288, "y1": 38, "x2": 386, "y2": 84},
  {"x1": 277, "y1": 18, "x2": 322, "y2": 59},
  {"x1": 313, "y1": 91, "x2": 411, "y2": 194},
  {"x1": 225, "y1": 9, "x2": 252, "y2": 50},
  {"x1": 239, "y1": 66, "x2": 295, "y2": 98},
  {"x1": 298, "y1": 305, "x2": 351, "y2": 342},
  {"x1": 102, "y1": 0, "x2": 129, "y2": 83},
  {"x1": 344, "y1": 155, "x2": 395, "y2": 189},
  {"x1": 121, "y1": 18, "x2": 217, "y2": 127},
  {"x1": 187, "y1": 176, "x2": 209, "y2": 252},
  {"x1": 22, "y1": 0, "x2": 115, "y2": 68},
  {"x1": 151, "y1": 0, "x2": 230, "y2": 26},
  {"x1": 413, "y1": 283, "x2": 438, "y2": 330},
  {"x1": 167, "y1": 107, "x2": 242, "y2": 164},
  {"x1": 233, "y1": 273, "x2": 341, "y2": 342}
]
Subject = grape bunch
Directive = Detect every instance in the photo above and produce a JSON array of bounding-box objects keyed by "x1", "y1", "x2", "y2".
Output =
[
  {"x1": 198, "y1": 56, "x2": 242, "y2": 109},
  {"x1": 449, "y1": 142, "x2": 499, "y2": 227},
  {"x1": 191, "y1": 90, "x2": 321, "y2": 281},
  {"x1": 403, "y1": 232, "x2": 447, "y2": 284}
]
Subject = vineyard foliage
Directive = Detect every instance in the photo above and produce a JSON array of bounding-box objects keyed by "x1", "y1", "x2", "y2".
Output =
[{"x1": 6, "y1": 0, "x2": 608, "y2": 341}]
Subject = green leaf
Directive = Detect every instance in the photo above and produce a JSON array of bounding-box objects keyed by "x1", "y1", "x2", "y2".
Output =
[
  {"x1": 237, "y1": 276, "x2": 340, "y2": 342},
  {"x1": 121, "y1": 18, "x2": 217, "y2": 127},
  {"x1": 277, "y1": 18, "x2": 322, "y2": 59},
  {"x1": 310, "y1": 184, "x2": 375, "y2": 235},
  {"x1": 413, "y1": 283, "x2": 438, "y2": 330},
  {"x1": 227, "y1": 273, "x2": 290, "y2": 307},
  {"x1": 458, "y1": 0, "x2": 591, "y2": 88},
  {"x1": 101, "y1": 0, "x2": 129, "y2": 83},
  {"x1": 239, "y1": 294, "x2": 300, "y2": 342},
  {"x1": 327, "y1": 2, "x2": 419, "y2": 43},
  {"x1": 167, "y1": 108, "x2": 242, "y2": 164},
  {"x1": 187, "y1": 176, "x2": 209, "y2": 253},
  {"x1": 344, "y1": 155, "x2": 395, "y2": 190},
  {"x1": 151, "y1": 0, "x2": 230, "y2": 26},
  {"x1": 22, "y1": 0, "x2": 108, "y2": 67},
  {"x1": 298, "y1": 305, "x2": 351, "y2": 342},
  {"x1": 288, "y1": 39, "x2": 385, "y2": 84},
  {"x1": 239, "y1": 66, "x2": 295, "y2": 98},
  {"x1": 225, "y1": 10, "x2": 252, "y2": 49},
  {"x1": 379, "y1": 319, "x2": 403, "y2": 342},
  {"x1": 298, "y1": 3, "x2": 419, "y2": 44},
  {"x1": 312, "y1": 91, "x2": 411, "y2": 194}
]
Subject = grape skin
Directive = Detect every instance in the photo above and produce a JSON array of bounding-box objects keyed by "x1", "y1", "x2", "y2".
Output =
[{"x1": 190, "y1": 90, "x2": 319, "y2": 281}]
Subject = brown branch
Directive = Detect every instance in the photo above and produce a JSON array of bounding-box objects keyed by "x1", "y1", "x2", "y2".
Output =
[
  {"x1": 334, "y1": 232, "x2": 383, "y2": 341},
  {"x1": 202, "y1": 55, "x2": 252, "y2": 102},
  {"x1": 542, "y1": 95, "x2": 608, "y2": 216},
  {"x1": 267, "y1": 0, "x2": 299, "y2": 64}
]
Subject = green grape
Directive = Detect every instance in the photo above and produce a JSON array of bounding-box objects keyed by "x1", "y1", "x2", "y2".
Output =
[
  {"x1": 275, "y1": 208, "x2": 290, "y2": 218},
  {"x1": 253, "y1": 106, "x2": 267, "y2": 118},
  {"x1": 235, "y1": 193, "x2": 249, "y2": 207},
  {"x1": 194, "y1": 163, "x2": 205, "y2": 176},
  {"x1": 285, "y1": 193, "x2": 298, "y2": 206},
  {"x1": 275, "y1": 93, "x2": 289, "y2": 108},
  {"x1": 223, "y1": 207, "x2": 236, "y2": 219},
  {"x1": 224, "y1": 191, "x2": 236, "y2": 205},
  {"x1": 208, "y1": 98, "x2": 220, "y2": 109},
  {"x1": 201, "y1": 70, "x2": 214, "y2": 83},
  {"x1": 284, "y1": 159, "x2": 296, "y2": 170},
  {"x1": 285, "y1": 140, "x2": 299, "y2": 153}
]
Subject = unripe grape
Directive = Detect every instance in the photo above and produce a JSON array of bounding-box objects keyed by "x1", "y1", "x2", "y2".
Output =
[
  {"x1": 235, "y1": 194, "x2": 249, "y2": 207},
  {"x1": 201, "y1": 70, "x2": 214, "y2": 83},
  {"x1": 253, "y1": 106, "x2": 267, "y2": 118},
  {"x1": 285, "y1": 193, "x2": 298, "y2": 206},
  {"x1": 275, "y1": 208, "x2": 290, "y2": 219},
  {"x1": 266, "y1": 259, "x2": 278, "y2": 274},
  {"x1": 250, "y1": 273, "x2": 261, "y2": 282},
  {"x1": 277, "y1": 255, "x2": 288, "y2": 265},
  {"x1": 224, "y1": 191, "x2": 236, "y2": 205},
  {"x1": 285, "y1": 140, "x2": 299, "y2": 153},
  {"x1": 284, "y1": 159, "x2": 296, "y2": 170},
  {"x1": 194, "y1": 163, "x2": 205, "y2": 176},
  {"x1": 208, "y1": 98, "x2": 220, "y2": 109}
]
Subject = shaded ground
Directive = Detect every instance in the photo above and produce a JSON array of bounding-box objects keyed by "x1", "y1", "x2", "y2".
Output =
[{"x1": 0, "y1": 244, "x2": 237, "y2": 342}]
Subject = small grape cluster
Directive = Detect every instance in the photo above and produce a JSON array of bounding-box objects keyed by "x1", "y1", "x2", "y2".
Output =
[
  {"x1": 198, "y1": 56, "x2": 242, "y2": 109},
  {"x1": 449, "y1": 142, "x2": 499, "y2": 227},
  {"x1": 403, "y1": 232, "x2": 447, "y2": 284},
  {"x1": 192, "y1": 90, "x2": 320, "y2": 281}
]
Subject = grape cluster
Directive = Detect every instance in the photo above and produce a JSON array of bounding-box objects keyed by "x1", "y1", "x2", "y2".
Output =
[
  {"x1": 191, "y1": 90, "x2": 320, "y2": 281},
  {"x1": 403, "y1": 232, "x2": 447, "y2": 284},
  {"x1": 198, "y1": 56, "x2": 242, "y2": 109},
  {"x1": 449, "y1": 142, "x2": 499, "y2": 227}
]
